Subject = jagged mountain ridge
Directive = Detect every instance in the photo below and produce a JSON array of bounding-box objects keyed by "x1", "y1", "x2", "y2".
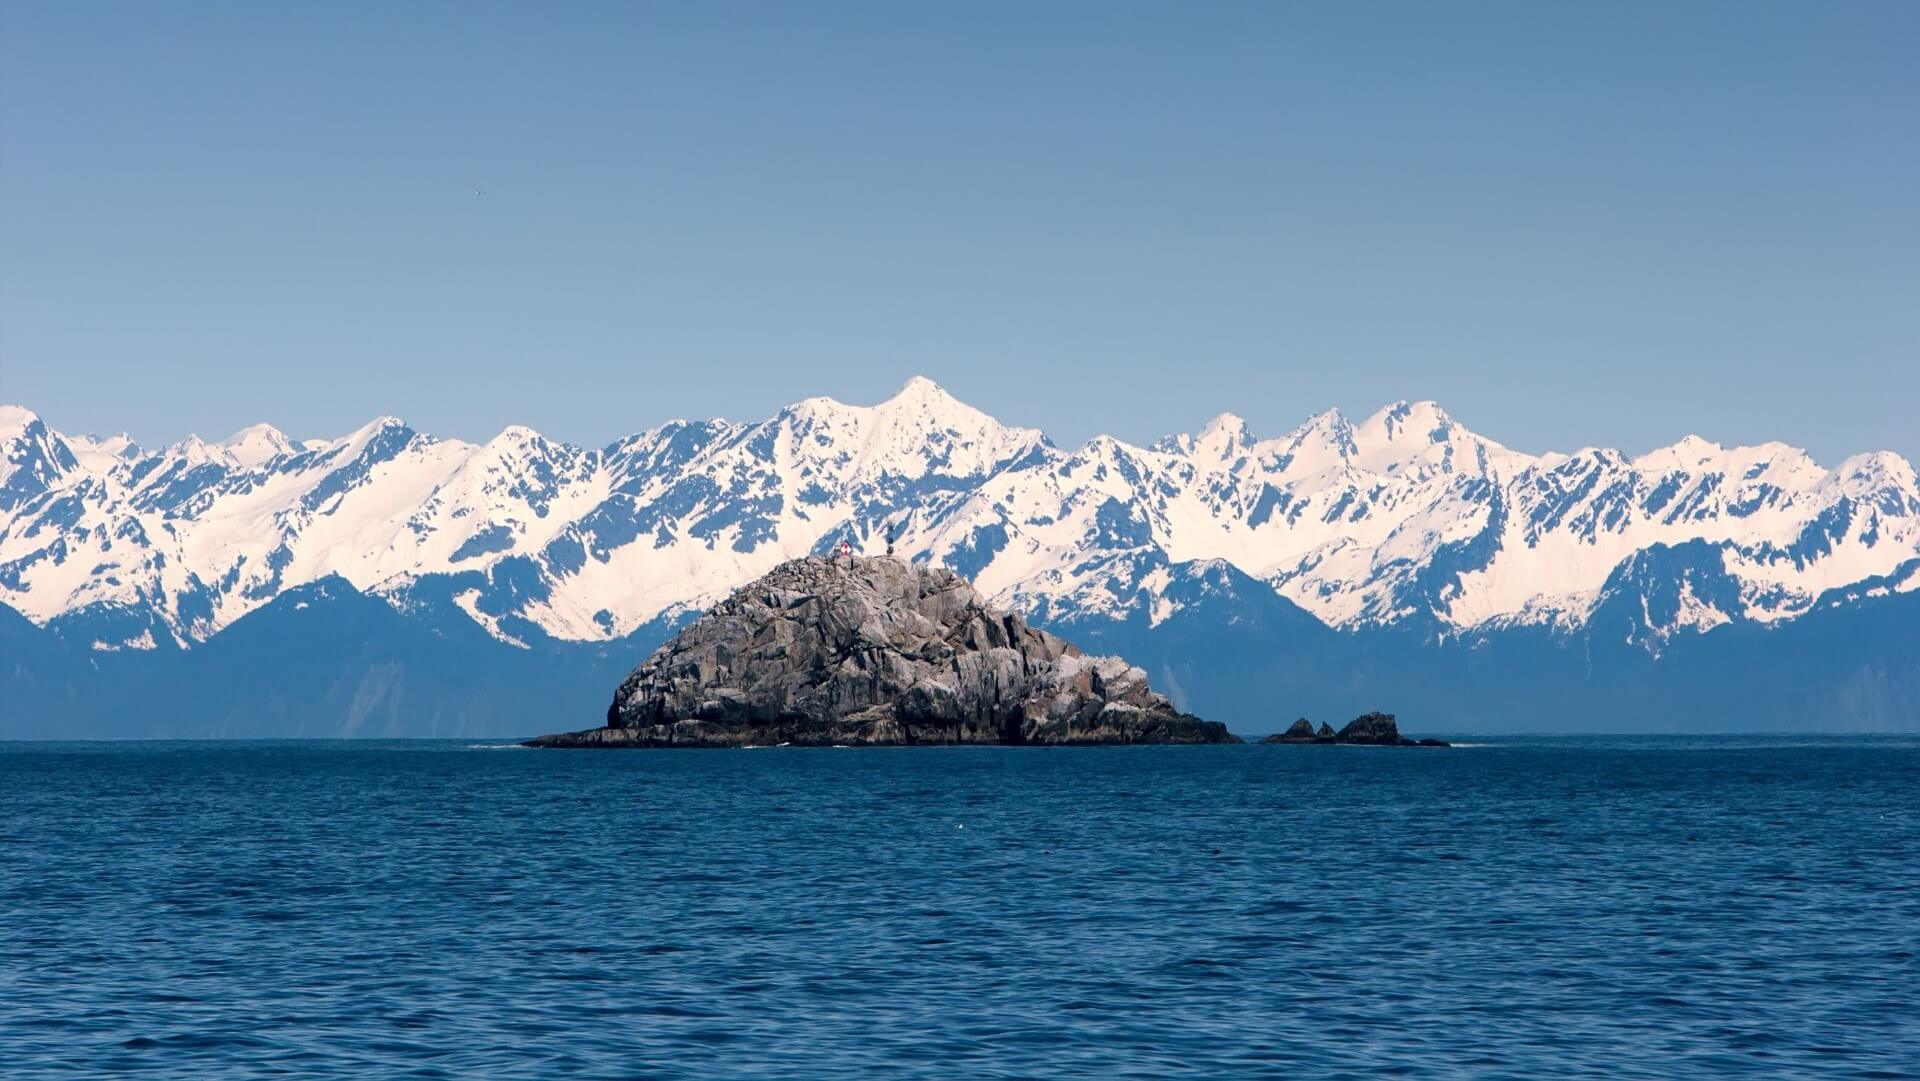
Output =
[{"x1": 3, "y1": 380, "x2": 1917, "y2": 655}]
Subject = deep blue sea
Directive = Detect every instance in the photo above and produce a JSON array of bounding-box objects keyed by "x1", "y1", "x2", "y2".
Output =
[{"x1": 2, "y1": 737, "x2": 1916, "y2": 1079}]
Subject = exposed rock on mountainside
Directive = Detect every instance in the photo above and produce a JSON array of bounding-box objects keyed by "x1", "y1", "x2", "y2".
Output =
[
  {"x1": 1261, "y1": 711, "x2": 1448, "y2": 746},
  {"x1": 526, "y1": 556, "x2": 1236, "y2": 747}
]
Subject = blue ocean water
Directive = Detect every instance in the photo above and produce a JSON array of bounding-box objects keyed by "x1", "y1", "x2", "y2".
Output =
[{"x1": 1, "y1": 738, "x2": 1915, "y2": 1079}]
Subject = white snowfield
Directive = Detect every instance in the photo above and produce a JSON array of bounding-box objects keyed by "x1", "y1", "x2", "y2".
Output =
[{"x1": 2, "y1": 379, "x2": 1916, "y2": 651}]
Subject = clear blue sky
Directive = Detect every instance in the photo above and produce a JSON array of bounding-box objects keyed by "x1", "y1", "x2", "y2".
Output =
[{"x1": 3, "y1": 1, "x2": 1915, "y2": 463}]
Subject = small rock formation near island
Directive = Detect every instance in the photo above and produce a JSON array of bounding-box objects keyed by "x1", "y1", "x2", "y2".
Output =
[
  {"x1": 525, "y1": 555, "x2": 1237, "y2": 747},
  {"x1": 1261, "y1": 711, "x2": 1448, "y2": 747}
]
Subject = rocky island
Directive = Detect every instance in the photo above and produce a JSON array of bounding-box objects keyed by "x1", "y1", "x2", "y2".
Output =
[
  {"x1": 525, "y1": 555, "x2": 1237, "y2": 747},
  {"x1": 1262, "y1": 712, "x2": 1448, "y2": 747}
]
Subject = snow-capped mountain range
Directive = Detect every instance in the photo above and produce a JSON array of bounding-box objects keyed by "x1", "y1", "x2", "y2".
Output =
[{"x1": 4, "y1": 378, "x2": 1918, "y2": 657}]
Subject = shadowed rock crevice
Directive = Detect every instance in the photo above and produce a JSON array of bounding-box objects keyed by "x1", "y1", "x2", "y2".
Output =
[{"x1": 527, "y1": 556, "x2": 1236, "y2": 747}]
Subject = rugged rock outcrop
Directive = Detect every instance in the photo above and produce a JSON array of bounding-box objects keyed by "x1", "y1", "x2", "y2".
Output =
[
  {"x1": 525, "y1": 556, "x2": 1237, "y2": 747},
  {"x1": 1275, "y1": 718, "x2": 1317, "y2": 741},
  {"x1": 1261, "y1": 711, "x2": 1448, "y2": 746}
]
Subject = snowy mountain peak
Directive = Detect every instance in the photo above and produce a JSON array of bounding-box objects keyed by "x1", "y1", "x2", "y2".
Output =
[
  {"x1": 1155, "y1": 413, "x2": 1257, "y2": 458},
  {"x1": 1265, "y1": 407, "x2": 1361, "y2": 476},
  {"x1": 1830, "y1": 451, "x2": 1919, "y2": 499},
  {"x1": 872, "y1": 376, "x2": 1010, "y2": 432},
  {"x1": 220, "y1": 423, "x2": 300, "y2": 468},
  {"x1": 1364, "y1": 399, "x2": 1454, "y2": 435},
  {"x1": 884, "y1": 374, "x2": 957, "y2": 406},
  {"x1": 164, "y1": 433, "x2": 224, "y2": 464},
  {"x1": 1635, "y1": 434, "x2": 1724, "y2": 471},
  {"x1": 331, "y1": 415, "x2": 417, "y2": 456},
  {"x1": 1293, "y1": 407, "x2": 1356, "y2": 445},
  {"x1": 1196, "y1": 413, "x2": 1253, "y2": 454},
  {"x1": 0, "y1": 404, "x2": 43, "y2": 441},
  {"x1": 770, "y1": 377, "x2": 1043, "y2": 483},
  {"x1": 0, "y1": 405, "x2": 81, "y2": 513},
  {"x1": 1350, "y1": 400, "x2": 1472, "y2": 469},
  {"x1": 486, "y1": 424, "x2": 551, "y2": 450},
  {"x1": 66, "y1": 432, "x2": 143, "y2": 473}
]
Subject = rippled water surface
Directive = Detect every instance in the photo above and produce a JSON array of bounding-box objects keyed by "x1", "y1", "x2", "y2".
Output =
[{"x1": 2, "y1": 737, "x2": 1916, "y2": 1079}]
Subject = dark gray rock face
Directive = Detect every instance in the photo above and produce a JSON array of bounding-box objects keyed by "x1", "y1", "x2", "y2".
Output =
[
  {"x1": 1336, "y1": 711, "x2": 1406, "y2": 744},
  {"x1": 1266, "y1": 717, "x2": 1320, "y2": 743},
  {"x1": 526, "y1": 556, "x2": 1237, "y2": 747},
  {"x1": 1261, "y1": 711, "x2": 1447, "y2": 746}
]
